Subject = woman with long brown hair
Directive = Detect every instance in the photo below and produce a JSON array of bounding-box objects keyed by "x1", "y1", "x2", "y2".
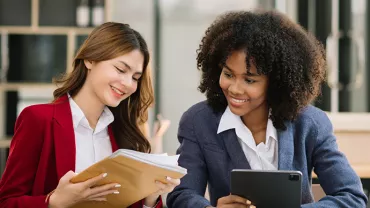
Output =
[{"x1": 0, "y1": 22, "x2": 179, "y2": 208}]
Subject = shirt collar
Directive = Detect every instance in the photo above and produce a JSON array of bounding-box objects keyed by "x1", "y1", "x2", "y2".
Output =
[
  {"x1": 217, "y1": 106, "x2": 277, "y2": 141},
  {"x1": 68, "y1": 93, "x2": 114, "y2": 132}
]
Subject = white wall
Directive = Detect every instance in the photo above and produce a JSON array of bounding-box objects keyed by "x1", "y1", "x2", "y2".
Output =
[
  {"x1": 159, "y1": 0, "x2": 260, "y2": 154},
  {"x1": 111, "y1": 0, "x2": 264, "y2": 154}
]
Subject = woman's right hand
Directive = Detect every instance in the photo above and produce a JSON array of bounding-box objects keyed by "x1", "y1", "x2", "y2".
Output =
[
  {"x1": 207, "y1": 194, "x2": 256, "y2": 208},
  {"x1": 48, "y1": 171, "x2": 120, "y2": 208}
]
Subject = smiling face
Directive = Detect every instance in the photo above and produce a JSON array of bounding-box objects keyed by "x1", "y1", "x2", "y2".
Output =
[
  {"x1": 219, "y1": 50, "x2": 268, "y2": 117},
  {"x1": 83, "y1": 49, "x2": 144, "y2": 107}
]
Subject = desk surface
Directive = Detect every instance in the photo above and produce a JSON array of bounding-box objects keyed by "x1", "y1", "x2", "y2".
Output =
[{"x1": 0, "y1": 139, "x2": 369, "y2": 178}]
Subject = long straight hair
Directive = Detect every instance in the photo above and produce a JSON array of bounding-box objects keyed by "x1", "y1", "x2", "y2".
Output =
[{"x1": 53, "y1": 22, "x2": 154, "y2": 153}]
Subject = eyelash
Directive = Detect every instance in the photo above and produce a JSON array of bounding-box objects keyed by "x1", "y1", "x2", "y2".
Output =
[
  {"x1": 115, "y1": 66, "x2": 125, "y2": 74},
  {"x1": 223, "y1": 71, "x2": 233, "y2": 78},
  {"x1": 223, "y1": 71, "x2": 256, "y2": 84},
  {"x1": 115, "y1": 66, "x2": 139, "y2": 82}
]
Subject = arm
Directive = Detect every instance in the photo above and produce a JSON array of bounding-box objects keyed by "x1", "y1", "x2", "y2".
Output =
[
  {"x1": 301, "y1": 111, "x2": 368, "y2": 208},
  {"x1": 0, "y1": 107, "x2": 48, "y2": 208},
  {"x1": 166, "y1": 110, "x2": 211, "y2": 208}
]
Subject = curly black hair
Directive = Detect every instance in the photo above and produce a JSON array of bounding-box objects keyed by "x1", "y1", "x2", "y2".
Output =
[{"x1": 197, "y1": 10, "x2": 326, "y2": 130}]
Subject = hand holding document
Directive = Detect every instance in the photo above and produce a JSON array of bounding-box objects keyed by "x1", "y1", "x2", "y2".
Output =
[{"x1": 70, "y1": 149, "x2": 187, "y2": 208}]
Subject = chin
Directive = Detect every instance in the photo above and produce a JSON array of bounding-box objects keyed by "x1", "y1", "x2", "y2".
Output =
[
  {"x1": 228, "y1": 104, "x2": 251, "y2": 117},
  {"x1": 230, "y1": 109, "x2": 247, "y2": 116},
  {"x1": 105, "y1": 101, "x2": 120, "y2": 108},
  {"x1": 102, "y1": 96, "x2": 122, "y2": 108}
]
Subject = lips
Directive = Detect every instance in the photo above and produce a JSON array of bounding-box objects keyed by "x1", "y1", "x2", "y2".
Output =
[
  {"x1": 230, "y1": 97, "x2": 247, "y2": 103},
  {"x1": 110, "y1": 85, "x2": 126, "y2": 98},
  {"x1": 228, "y1": 95, "x2": 249, "y2": 108}
]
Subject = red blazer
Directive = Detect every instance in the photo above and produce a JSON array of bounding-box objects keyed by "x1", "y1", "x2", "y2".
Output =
[{"x1": 0, "y1": 95, "x2": 162, "y2": 208}]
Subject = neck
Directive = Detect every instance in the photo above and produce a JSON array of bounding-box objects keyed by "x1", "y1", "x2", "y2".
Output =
[
  {"x1": 72, "y1": 84, "x2": 105, "y2": 129},
  {"x1": 241, "y1": 103, "x2": 269, "y2": 134}
]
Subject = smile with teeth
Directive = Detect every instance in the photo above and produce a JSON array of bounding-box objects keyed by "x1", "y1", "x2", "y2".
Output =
[
  {"x1": 111, "y1": 86, "x2": 124, "y2": 95},
  {"x1": 231, "y1": 97, "x2": 247, "y2": 103}
]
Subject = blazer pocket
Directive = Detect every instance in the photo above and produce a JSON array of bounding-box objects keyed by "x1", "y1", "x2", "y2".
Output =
[{"x1": 202, "y1": 143, "x2": 225, "y2": 154}]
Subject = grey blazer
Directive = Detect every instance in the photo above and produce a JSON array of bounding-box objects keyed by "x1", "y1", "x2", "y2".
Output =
[{"x1": 167, "y1": 101, "x2": 368, "y2": 208}]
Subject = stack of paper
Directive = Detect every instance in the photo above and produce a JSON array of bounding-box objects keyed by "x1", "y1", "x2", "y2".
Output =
[{"x1": 70, "y1": 149, "x2": 187, "y2": 208}]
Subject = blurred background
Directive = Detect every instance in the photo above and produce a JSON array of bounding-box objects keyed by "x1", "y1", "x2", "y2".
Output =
[{"x1": 0, "y1": 0, "x2": 369, "y2": 205}]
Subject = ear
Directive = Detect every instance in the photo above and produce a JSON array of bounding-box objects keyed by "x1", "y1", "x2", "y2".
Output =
[{"x1": 83, "y1": 59, "x2": 93, "y2": 70}]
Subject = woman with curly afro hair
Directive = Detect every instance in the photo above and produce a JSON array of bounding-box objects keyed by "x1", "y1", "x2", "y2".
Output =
[{"x1": 167, "y1": 10, "x2": 368, "y2": 208}]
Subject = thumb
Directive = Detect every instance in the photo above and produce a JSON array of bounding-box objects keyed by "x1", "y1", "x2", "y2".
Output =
[{"x1": 60, "y1": 170, "x2": 76, "y2": 183}]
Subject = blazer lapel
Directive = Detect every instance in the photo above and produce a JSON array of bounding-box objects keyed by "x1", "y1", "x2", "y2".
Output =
[
  {"x1": 215, "y1": 109, "x2": 250, "y2": 169},
  {"x1": 221, "y1": 129, "x2": 251, "y2": 169},
  {"x1": 277, "y1": 122, "x2": 295, "y2": 170},
  {"x1": 108, "y1": 126, "x2": 118, "y2": 152},
  {"x1": 53, "y1": 95, "x2": 76, "y2": 180}
]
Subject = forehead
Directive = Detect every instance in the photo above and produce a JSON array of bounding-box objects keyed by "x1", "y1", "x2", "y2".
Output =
[
  {"x1": 225, "y1": 50, "x2": 258, "y2": 74},
  {"x1": 112, "y1": 50, "x2": 144, "y2": 71}
]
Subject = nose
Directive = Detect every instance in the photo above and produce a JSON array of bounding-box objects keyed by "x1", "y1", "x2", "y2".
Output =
[
  {"x1": 228, "y1": 80, "x2": 244, "y2": 95},
  {"x1": 120, "y1": 74, "x2": 134, "y2": 89}
]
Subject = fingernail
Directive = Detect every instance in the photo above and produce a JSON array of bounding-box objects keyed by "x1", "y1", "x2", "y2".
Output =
[
  {"x1": 102, "y1": 173, "x2": 108, "y2": 178},
  {"x1": 166, "y1": 176, "x2": 172, "y2": 181},
  {"x1": 246, "y1": 200, "x2": 251, "y2": 204},
  {"x1": 250, "y1": 206, "x2": 256, "y2": 208},
  {"x1": 113, "y1": 191, "x2": 119, "y2": 194},
  {"x1": 115, "y1": 184, "x2": 121, "y2": 188}
]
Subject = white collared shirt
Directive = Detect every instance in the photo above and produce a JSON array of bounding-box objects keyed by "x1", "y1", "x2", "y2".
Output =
[
  {"x1": 69, "y1": 95, "x2": 114, "y2": 173},
  {"x1": 69, "y1": 96, "x2": 156, "y2": 208},
  {"x1": 217, "y1": 107, "x2": 279, "y2": 170}
]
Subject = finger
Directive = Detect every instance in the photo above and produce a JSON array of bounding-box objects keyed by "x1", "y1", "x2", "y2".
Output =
[
  {"x1": 155, "y1": 181, "x2": 167, "y2": 190},
  {"x1": 229, "y1": 195, "x2": 250, "y2": 205},
  {"x1": 159, "y1": 180, "x2": 179, "y2": 194},
  {"x1": 60, "y1": 171, "x2": 77, "y2": 183},
  {"x1": 165, "y1": 177, "x2": 181, "y2": 186},
  {"x1": 81, "y1": 173, "x2": 108, "y2": 189},
  {"x1": 250, "y1": 205, "x2": 256, "y2": 208},
  {"x1": 219, "y1": 194, "x2": 249, "y2": 205},
  {"x1": 88, "y1": 189, "x2": 119, "y2": 199},
  {"x1": 88, "y1": 197, "x2": 107, "y2": 202},
  {"x1": 220, "y1": 204, "x2": 248, "y2": 208},
  {"x1": 87, "y1": 183, "x2": 120, "y2": 196}
]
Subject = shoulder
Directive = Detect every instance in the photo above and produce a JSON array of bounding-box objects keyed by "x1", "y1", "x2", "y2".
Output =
[
  {"x1": 290, "y1": 105, "x2": 333, "y2": 144},
  {"x1": 180, "y1": 101, "x2": 220, "y2": 124},
  {"x1": 17, "y1": 103, "x2": 55, "y2": 124},
  {"x1": 295, "y1": 105, "x2": 332, "y2": 129}
]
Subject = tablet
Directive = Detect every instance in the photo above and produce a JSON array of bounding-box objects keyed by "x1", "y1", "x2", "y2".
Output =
[{"x1": 230, "y1": 169, "x2": 302, "y2": 208}]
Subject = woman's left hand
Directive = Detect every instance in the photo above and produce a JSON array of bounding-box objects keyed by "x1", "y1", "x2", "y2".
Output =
[{"x1": 144, "y1": 177, "x2": 181, "y2": 207}]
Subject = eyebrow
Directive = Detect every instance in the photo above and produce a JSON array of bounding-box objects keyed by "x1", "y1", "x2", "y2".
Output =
[
  {"x1": 118, "y1": 61, "x2": 142, "y2": 75},
  {"x1": 224, "y1": 64, "x2": 259, "y2": 76}
]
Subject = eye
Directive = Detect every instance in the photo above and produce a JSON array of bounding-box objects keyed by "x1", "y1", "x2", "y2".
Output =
[
  {"x1": 245, "y1": 78, "x2": 256, "y2": 84},
  {"x1": 223, "y1": 71, "x2": 233, "y2": 78},
  {"x1": 132, "y1": 77, "x2": 139, "y2": 82},
  {"x1": 114, "y1": 66, "x2": 125, "y2": 73}
]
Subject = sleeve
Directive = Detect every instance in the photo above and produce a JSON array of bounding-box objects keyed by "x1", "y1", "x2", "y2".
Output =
[
  {"x1": 0, "y1": 107, "x2": 48, "y2": 208},
  {"x1": 166, "y1": 110, "x2": 211, "y2": 208},
  {"x1": 301, "y1": 111, "x2": 368, "y2": 208}
]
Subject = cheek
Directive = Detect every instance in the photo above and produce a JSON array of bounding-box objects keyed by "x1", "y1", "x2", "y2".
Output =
[
  {"x1": 248, "y1": 85, "x2": 267, "y2": 100},
  {"x1": 219, "y1": 76, "x2": 229, "y2": 90},
  {"x1": 128, "y1": 83, "x2": 139, "y2": 94}
]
